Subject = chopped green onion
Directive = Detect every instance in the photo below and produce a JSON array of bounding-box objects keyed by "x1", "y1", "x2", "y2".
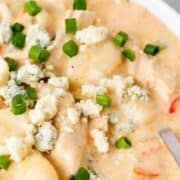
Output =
[
  {"x1": 70, "y1": 175, "x2": 75, "y2": 180},
  {"x1": 73, "y1": 0, "x2": 87, "y2": 10},
  {"x1": 11, "y1": 23, "x2": 24, "y2": 33},
  {"x1": 72, "y1": 167, "x2": 90, "y2": 180},
  {"x1": 26, "y1": 87, "x2": 37, "y2": 100},
  {"x1": 96, "y1": 95, "x2": 111, "y2": 107},
  {"x1": 143, "y1": 44, "x2": 160, "y2": 56},
  {"x1": 12, "y1": 32, "x2": 26, "y2": 49},
  {"x1": 115, "y1": 137, "x2": 132, "y2": 149},
  {"x1": 24, "y1": 0, "x2": 42, "y2": 16},
  {"x1": 0, "y1": 155, "x2": 11, "y2": 170},
  {"x1": 75, "y1": 98, "x2": 81, "y2": 103},
  {"x1": 65, "y1": 18, "x2": 77, "y2": 34},
  {"x1": 4, "y1": 57, "x2": 18, "y2": 71},
  {"x1": 29, "y1": 45, "x2": 49, "y2": 63},
  {"x1": 122, "y1": 48, "x2": 136, "y2": 61},
  {"x1": 114, "y1": 31, "x2": 129, "y2": 47},
  {"x1": 11, "y1": 94, "x2": 26, "y2": 115},
  {"x1": 63, "y1": 40, "x2": 79, "y2": 57}
]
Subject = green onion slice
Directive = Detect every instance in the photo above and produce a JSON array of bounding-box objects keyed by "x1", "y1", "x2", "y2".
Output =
[
  {"x1": 143, "y1": 44, "x2": 160, "y2": 56},
  {"x1": 12, "y1": 32, "x2": 26, "y2": 49},
  {"x1": 115, "y1": 137, "x2": 132, "y2": 149},
  {"x1": 4, "y1": 57, "x2": 18, "y2": 71},
  {"x1": 74, "y1": 98, "x2": 81, "y2": 103},
  {"x1": 96, "y1": 94, "x2": 111, "y2": 107},
  {"x1": 24, "y1": 0, "x2": 42, "y2": 16},
  {"x1": 65, "y1": 18, "x2": 77, "y2": 34},
  {"x1": 29, "y1": 45, "x2": 49, "y2": 63},
  {"x1": 0, "y1": 155, "x2": 11, "y2": 170},
  {"x1": 11, "y1": 94, "x2": 27, "y2": 115},
  {"x1": 114, "y1": 31, "x2": 129, "y2": 47},
  {"x1": 26, "y1": 87, "x2": 37, "y2": 100},
  {"x1": 71, "y1": 167, "x2": 90, "y2": 180},
  {"x1": 73, "y1": 0, "x2": 87, "y2": 10},
  {"x1": 11, "y1": 23, "x2": 24, "y2": 33},
  {"x1": 122, "y1": 48, "x2": 136, "y2": 61},
  {"x1": 63, "y1": 40, "x2": 79, "y2": 58}
]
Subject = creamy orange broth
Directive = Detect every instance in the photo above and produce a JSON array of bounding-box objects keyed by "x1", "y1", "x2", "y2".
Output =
[{"x1": 0, "y1": 0, "x2": 179, "y2": 180}]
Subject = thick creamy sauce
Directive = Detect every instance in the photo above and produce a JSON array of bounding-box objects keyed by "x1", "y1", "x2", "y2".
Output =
[{"x1": 0, "y1": 0, "x2": 179, "y2": 180}]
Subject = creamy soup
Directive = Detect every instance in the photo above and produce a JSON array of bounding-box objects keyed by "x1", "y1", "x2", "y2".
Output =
[{"x1": 0, "y1": 0, "x2": 179, "y2": 180}]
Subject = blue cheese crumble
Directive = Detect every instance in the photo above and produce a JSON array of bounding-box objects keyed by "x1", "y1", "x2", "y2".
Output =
[
  {"x1": 35, "y1": 122, "x2": 57, "y2": 152},
  {"x1": 26, "y1": 24, "x2": 51, "y2": 48}
]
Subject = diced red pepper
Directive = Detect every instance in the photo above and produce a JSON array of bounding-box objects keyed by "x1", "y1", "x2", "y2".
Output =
[
  {"x1": 134, "y1": 168, "x2": 159, "y2": 178},
  {"x1": 169, "y1": 96, "x2": 180, "y2": 113},
  {"x1": 0, "y1": 44, "x2": 4, "y2": 54}
]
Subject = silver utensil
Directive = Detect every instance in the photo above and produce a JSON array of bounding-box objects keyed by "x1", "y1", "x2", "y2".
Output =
[{"x1": 159, "y1": 128, "x2": 180, "y2": 167}]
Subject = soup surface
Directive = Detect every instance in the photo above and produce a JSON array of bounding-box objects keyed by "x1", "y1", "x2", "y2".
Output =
[{"x1": 0, "y1": 0, "x2": 179, "y2": 180}]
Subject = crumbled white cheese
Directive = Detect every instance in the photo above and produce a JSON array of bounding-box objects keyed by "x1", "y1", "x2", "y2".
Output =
[
  {"x1": 66, "y1": 10, "x2": 96, "y2": 29},
  {"x1": 91, "y1": 129, "x2": 109, "y2": 153},
  {"x1": 61, "y1": 125, "x2": 74, "y2": 134},
  {"x1": 82, "y1": 84, "x2": 107, "y2": 97},
  {"x1": 76, "y1": 99, "x2": 103, "y2": 118},
  {"x1": 17, "y1": 63, "x2": 44, "y2": 84},
  {"x1": 26, "y1": 24, "x2": 51, "y2": 48},
  {"x1": 100, "y1": 75, "x2": 134, "y2": 99},
  {"x1": 6, "y1": 136, "x2": 30, "y2": 162},
  {"x1": 29, "y1": 95, "x2": 58, "y2": 125},
  {"x1": 0, "y1": 78, "x2": 25, "y2": 105},
  {"x1": 48, "y1": 76, "x2": 69, "y2": 90},
  {"x1": 67, "y1": 107, "x2": 80, "y2": 124},
  {"x1": 0, "y1": 22, "x2": 12, "y2": 44},
  {"x1": 100, "y1": 75, "x2": 149, "y2": 102},
  {"x1": 76, "y1": 25, "x2": 108, "y2": 45},
  {"x1": 126, "y1": 85, "x2": 149, "y2": 101},
  {"x1": 24, "y1": 124, "x2": 37, "y2": 145},
  {"x1": 89, "y1": 170, "x2": 101, "y2": 180},
  {"x1": 35, "y1": 122, "x2": 57, "y2": 152},
  {"x1": 29, "y1": 110, "x2": 44, "y2": 126},
  {"x1": 122, "y1": 102, "x2": 153, "y2": 124},
  {"x1": 109, "y1": 111, "x2": 121, "y2": 124},
  {"x1": 116, "y1": 122, "x2": 135, "y2": 134}
]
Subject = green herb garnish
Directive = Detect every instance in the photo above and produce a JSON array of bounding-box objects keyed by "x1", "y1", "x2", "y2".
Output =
[
  {"x1": 115, "y1": 137, "x2": 132, "y2": 149},
  {"x1": 11, "y1": 94, "x2": 27, "y2": 115},
  {"x1": 4, "y1": 57, "x2": 18, "y2": 71},
  {"x1": 114, "y1": 31, "x2": 129, "y2": 47},
  {"x1": 144, "y1": 44, "x2": 160, "y2": 56},
  {"x1": 63, "y1": 40, "x2": 79, "y2": 57},
  {"x1": 96, "y1": 95, "x2": 111, "y2": 107},
  {"x1": 29, "y1": 45, "x2": 49, "y2": 63},
  {"x1": 122, "y1": 48, "x2": 136, "y2": 61},
  {"x1": 24, "y1": 0, "x2": 42, "y2": 16}
]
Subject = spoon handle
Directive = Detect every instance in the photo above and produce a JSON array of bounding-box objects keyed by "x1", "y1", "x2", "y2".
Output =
[{"x1": 159, "y1": 128, "x2": 180, "y2": 167}]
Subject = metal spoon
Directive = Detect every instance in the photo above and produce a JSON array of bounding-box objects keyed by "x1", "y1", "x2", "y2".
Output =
[{"x1": 159, "y1": 128, "x2": 180, "y2": 167}]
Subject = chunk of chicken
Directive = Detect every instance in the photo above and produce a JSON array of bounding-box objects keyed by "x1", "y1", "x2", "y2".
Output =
[
  {"x1": 0, "y1": 3, "x2": 12, "y2": 22},
  {"x1": 0, "y1": 152, "x2": 59, "y2": 180},
  {"x1": 48, "y1": 123, "x2": 88, "y2": 179},
  {"x1": 65, "y1": 41, "x2": 122, "y2": 86},
  {"x1": 0, "y1": 58, "x2": 9, "y2": 87},
  {"x1": 127, "y1": 55, "x2": 178, "y2": 103},
  {"x1": 0, "y1": 109, "x2": 28, "y2": 144},
  {"x1": 121, "y1": 101, "x2": 155, "y2": 125}
]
